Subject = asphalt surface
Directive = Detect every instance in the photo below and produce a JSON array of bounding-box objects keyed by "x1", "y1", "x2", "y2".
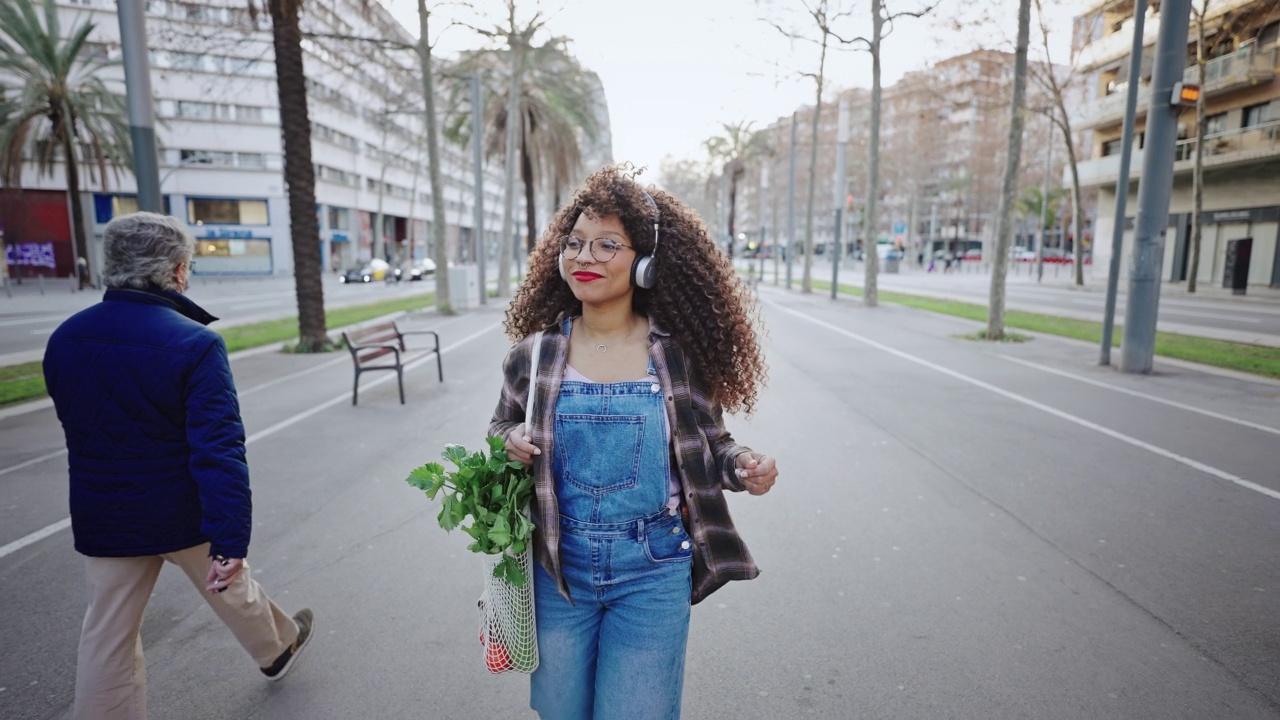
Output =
[
  {"x1": 759, "y1": 256, "x2": 1280, "y2": 347},
  {"x1": 0, "y1": 273, "x2": 441, "y2": 364},
  {"x1": 1, "y1": 285, "x2": 1278, "y2": 719}
]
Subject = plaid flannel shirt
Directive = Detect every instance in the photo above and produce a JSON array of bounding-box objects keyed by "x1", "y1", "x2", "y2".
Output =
[{"x1": 489, "y1": 316, "x2": 760, "y2": 605}]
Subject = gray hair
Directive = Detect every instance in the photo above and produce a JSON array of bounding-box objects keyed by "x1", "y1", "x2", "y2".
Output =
[{"x1": 101, "y1": 212, "x2": 195, "y2": 292}]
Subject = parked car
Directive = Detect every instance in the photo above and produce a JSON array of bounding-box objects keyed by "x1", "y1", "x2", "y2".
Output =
[
  {"x1": 962, "y1": 249, "x2": 983, "y2": 262},
  {"x1": 1013, "y1": 248, "x2": 1037, "y2": 262},
  {"x1": 400, "y1": 258, "x2": 436, "y2": 281},
  {"x1": 338, "y1": 258, "x2": 391, "y2": 284}
]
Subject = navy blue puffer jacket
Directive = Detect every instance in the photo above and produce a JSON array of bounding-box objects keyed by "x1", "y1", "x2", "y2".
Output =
[{"x1": 44, "y1": 287, "x2": 252, "y2": 558}]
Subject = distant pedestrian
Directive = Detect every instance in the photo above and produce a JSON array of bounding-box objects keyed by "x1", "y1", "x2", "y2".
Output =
[
  {"x1": 43, "y1": 212, "x2": 314, "y2": 720},
  {"x1": 492, "y1": 166, "x2": 778, "y2": 719}
]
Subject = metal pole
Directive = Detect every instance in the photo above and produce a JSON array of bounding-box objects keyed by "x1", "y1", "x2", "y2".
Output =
[
  {"x1": 117, "y1": 0, "x2": 161, "y2": 212},
  {"x1": 786, "y1": 112, "x2": 797, "y2": 290},
  {"x1": 471, "y1": 74, "x2": 487, "y2": 305},
  {"x1": 1121, "y1": 0, "x2": 1191, "y2": 373},
  {"x1": 928, "y1": 202, "x2": 936, "y2": 269},
  {"x1": 830, "y1": 100, "x2": 849, "y2": 300},
  {"x1": 1037, "y1": 124, "x2": 1053, "y2": 283},
  {"x1": 1101, "y1": 0, "x2": 1147, "y2": 366}
]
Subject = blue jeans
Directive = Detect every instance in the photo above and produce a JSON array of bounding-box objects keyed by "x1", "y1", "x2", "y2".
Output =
[{"x1": 530, "y1": 509, "x2": 692, "y2": 720}]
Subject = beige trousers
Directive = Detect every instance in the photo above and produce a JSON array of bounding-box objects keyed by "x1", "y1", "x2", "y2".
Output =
[{"x1": 73, "y1": 542, "x2": 298, "y2": 720}]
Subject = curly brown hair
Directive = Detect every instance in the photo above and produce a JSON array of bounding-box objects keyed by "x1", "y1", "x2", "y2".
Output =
[{"x1": 504, "y1": 165, "x2": 767, "y2": 414}]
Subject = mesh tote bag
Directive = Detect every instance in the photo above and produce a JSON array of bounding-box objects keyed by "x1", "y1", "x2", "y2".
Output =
[{"x1": 477, "y1": 331, "x2": 543, "y2": 674}]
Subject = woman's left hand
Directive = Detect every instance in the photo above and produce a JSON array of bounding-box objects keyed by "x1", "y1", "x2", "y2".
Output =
[{"x1": 735, "y1": 452, "x2": 778, "y2": 495}]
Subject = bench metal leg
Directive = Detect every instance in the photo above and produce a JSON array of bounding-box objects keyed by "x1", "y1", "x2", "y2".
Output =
[
  {"x1": 353, "y1": 369, "x2": 361, "y2": 406},
  {"x1": 396, "y1": 365, "x2": 405, "y2": 404},
  {"x1": 434, "y1": 337, "x2": 443, "y2": 382}
]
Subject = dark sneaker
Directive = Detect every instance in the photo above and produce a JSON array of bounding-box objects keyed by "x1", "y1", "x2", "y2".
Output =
[{"x1": 261, "y1": 608, "x2": 314, "y2": 681}]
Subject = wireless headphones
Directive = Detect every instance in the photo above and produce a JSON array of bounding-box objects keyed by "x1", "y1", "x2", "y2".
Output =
[{"x1": 559, "y1": 188, "x2": 661, "y2": 289}]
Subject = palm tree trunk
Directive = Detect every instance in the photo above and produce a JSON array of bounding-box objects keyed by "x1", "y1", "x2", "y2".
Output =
[
  {"x1": 522, "y1": 121, "x2": 537, "y2": 254},
  {"x1": 418, "y1": 0, "x2": 451, "y2": 313},
  {"x1": 986, "y1": 0, "x2": 1032, "y2": 340},
  {"x1": 497, "y1": 39, "x2": 523, "y2": 297},
  {"x1": 863, "y1": 0, "x2": 884, "y2": 308},
  {"x1": 268, "y1": 0, "x2": 327, "y2": 349},
  {"x1": 61, "y1": 133, "x2": 90, "y2": 288}
]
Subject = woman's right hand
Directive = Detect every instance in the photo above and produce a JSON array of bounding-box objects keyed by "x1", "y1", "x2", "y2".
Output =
[{"x1": 505, "y1": 424, "x2": 541, "y2": 467}]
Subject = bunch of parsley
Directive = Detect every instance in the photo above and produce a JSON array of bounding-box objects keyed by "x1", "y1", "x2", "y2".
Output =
[{"x1": 406, "y1": 437, "x2": 536, "y2": 586}]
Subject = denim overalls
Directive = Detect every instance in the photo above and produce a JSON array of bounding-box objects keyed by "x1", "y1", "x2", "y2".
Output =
[{"x1": 530, "y1": 320, "x2": 693, "y2": 720}]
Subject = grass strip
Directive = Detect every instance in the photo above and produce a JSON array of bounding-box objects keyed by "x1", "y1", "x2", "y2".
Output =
[
  {"x1": 808, "y1": 279, "x2": 1280, "y2": 379},
  {"x1": 0, "y1": 361, "x2": 45, "y2": 407},
  {"x1": 0, "y1": 292, "x2": 438, "y2": 407},
  {"x1": 218, "y1": 291, "x2": 436, "y2": 352}
]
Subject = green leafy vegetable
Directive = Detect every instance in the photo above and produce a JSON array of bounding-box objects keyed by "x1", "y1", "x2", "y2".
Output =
[{"x1": 406, "y1": 436, "x2": 536, "y2": 586}]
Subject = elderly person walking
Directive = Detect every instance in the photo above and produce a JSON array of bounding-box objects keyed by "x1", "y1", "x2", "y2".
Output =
[{"x1": 43, "y1": 212, "x2": 314, "y2": 720}]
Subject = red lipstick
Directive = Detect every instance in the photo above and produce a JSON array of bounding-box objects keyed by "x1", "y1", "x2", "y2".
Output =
[{"x1": 572, "y1": 271, "x2": 603, "y2": 282}]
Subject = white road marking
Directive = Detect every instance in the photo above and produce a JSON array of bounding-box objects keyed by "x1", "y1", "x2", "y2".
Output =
[
  {"x1": 238, "y1": 357, "x2": 349, "y2": 396},
  {"x1": 0, "y1": 316, "x2": 65, "y2": 328},
  {"x1": 0, "y1": 518, "x2": 70, "y2": 559},
  {"x1": 0, "y1": 449, "x2": 68, "y2": 479},
  {"x1": 768, "y1": 300, "x2": 1280, "y2": 503},
  {"x1": 0, "y1": 322, "x2": 501, "y2": 560},
  {"x1": 999, "y1": 356, "x2": 1280, "y2": 436}
]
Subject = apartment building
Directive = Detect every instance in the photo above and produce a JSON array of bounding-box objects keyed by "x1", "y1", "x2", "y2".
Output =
[
  {"x1": 743, "y1": 50, "x2": 1061, "y2": 267},
  {"x1": 1072, "y1": 0, "x2": 1280, "y2": 292},
  {"x1": 1, "y1": 0, "x2": 610, "y2": 281}
]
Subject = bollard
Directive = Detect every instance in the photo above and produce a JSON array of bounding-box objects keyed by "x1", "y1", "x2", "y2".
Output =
[{"x1": 38, "y1": 274, "x2": 46, "y2": 295}]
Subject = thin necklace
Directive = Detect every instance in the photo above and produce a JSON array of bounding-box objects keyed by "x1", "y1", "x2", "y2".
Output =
[{"x1": 580, "y1": 318, "x2": 635, "y2": 353}]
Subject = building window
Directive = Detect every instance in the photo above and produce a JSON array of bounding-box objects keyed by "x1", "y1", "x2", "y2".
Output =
[
  {"x1": 328, "y1": 206, "x2": 350, "y2": 230},
  {"x1": 236, "y1": 105, "x2": 264, "y2": 122},
  {"x1": 237, "y1": 153, "x2": 266, "y2": 169},
  {"x1": 1259, "y1": 21, "x2": 1278, "y2": 49},
  {"x1": 1242, "y1": 102, "x2": 1272, "y2": 129},
  {"x1": 1204, "y1": 112, "x2": 1227, "y2": 136},
  {"x1": 188, "y1": 198, "x2": 269, "y2": 225},
  {"x1": 176, "y1": 100, "x2": 215, "y2": 119}
]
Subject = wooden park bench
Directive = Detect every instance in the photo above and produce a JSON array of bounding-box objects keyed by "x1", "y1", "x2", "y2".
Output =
[{"x1": 341, "y1": 320, "x2": 442, "y2": 405}]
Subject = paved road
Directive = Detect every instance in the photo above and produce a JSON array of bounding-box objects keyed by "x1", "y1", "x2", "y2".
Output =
[
  {"x1": 749, "y1": 256, "x2": 1280, "y2": 347},
  {"x1": 1, "y1": 287, "x2": 1278, "y2": 718},
  {"x1": 0, "y1": 274, "x2": 441, "y2": 365}
]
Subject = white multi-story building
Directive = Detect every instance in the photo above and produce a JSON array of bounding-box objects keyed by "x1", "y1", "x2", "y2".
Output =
[{"x1": 1, "y1": 0, "x2": 611, "y2": 280}]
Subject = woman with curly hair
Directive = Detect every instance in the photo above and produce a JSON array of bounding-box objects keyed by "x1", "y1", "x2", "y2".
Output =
[{"x1": 489, "y1": 165, "x2": 777, "y2": 719}]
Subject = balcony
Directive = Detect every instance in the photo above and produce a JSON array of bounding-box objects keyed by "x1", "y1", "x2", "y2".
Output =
[
  {"x1": 1196, "y1": 45, "x2": 1276, "y2": 95},
  {"x1": 1073, "y1": 45, "x2": 1278, "y2": 131},
  {"x1": 1074, "y1": 120, "x2": 1280, "y2": 188}
]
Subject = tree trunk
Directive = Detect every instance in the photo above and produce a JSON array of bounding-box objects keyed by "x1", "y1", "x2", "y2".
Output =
[
  {"x1": 418, "y1": 0, "x2": 451, "y2": 313},
  {"x1": 1188, "y1": 3, "x2": 1208, "y2": 294},
  {"x1": 61, "y1": 131, "x2": 91, "y2": 288},
  {"x1": 863, "y1": 0, "x2": 884, "y2": 307},
  {"x1": 497, "y1": 35, "x2": 523, "y2": 297},
  {"x1": 801, "y1": 40, "x2": 828, "y2": 294},
  {"x1": 522, "y1": 124, "x2": 537, "y2": 255},
  {"x1": 986, "y1": 0, "x2": 1032, "y2": 341},
  {"x1": 268, "y1": 0, "x2": 327, "y2": 350},
  {"x1": 1058, "y1": 107, "x2": 1085, "y2": 286},
  {"x1": 727, "y1": 162, "x2": 739, "y2": 262}
]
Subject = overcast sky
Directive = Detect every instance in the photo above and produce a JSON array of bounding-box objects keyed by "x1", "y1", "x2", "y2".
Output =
[{"x1": 381, "y1": 0, "x2": 1077, "y2": 177}]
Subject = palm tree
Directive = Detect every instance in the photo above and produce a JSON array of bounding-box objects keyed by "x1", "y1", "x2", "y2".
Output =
[
  {"x1": 248, "y1": 0, "x2": 328, "y2": 349},
  {"x1": 704, "y1": 121, "x2": 764, "y2": 262},
  {"x1": 0, "y1": 0, "x2": 132, "y2": 287},
  {"x1": 446, "y1": 39, "x2": 600, "y2": 256},
  {"x1": 1016, "y1": 185, "x2": 1066, "y2": 240}
]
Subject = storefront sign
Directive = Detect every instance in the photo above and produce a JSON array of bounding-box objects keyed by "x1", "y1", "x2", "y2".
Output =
[
  {"x1": 201, "y1": 228, "x2": 255, "y2": 239},
  {"x1": 6, "y1": 242, "x2": 56, "y2": 269}
]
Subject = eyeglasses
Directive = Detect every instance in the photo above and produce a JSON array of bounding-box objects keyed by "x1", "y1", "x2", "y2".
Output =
[{"x1": 559, "y1": 236, "x2": 633, "y2": 263}]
